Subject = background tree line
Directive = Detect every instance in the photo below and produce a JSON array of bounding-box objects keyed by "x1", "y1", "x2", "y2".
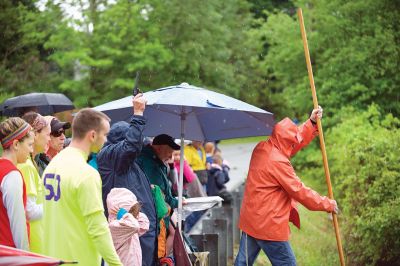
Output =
[{"x1": 1, "y1": 0, "x2": 399, "y2": 265}]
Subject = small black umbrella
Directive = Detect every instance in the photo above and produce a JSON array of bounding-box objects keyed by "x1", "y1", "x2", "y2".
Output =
[{"x1": 0, "y1": 93, "x2": 75, "y2": 117}]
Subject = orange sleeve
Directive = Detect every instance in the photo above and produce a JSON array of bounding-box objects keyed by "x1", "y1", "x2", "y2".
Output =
[
  {"x1": 272, "y1": 161, "x2": 334, "y2": 212},
  {"x1": 291, "y1": 119, "x2": 318, "y2": 156}
]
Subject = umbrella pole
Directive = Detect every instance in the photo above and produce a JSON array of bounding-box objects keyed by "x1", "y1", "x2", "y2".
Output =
[
  {"x1": 297, "y1": 8, "x2": 345, "y2": 266},
  {"x1": 177, "y1": 111, "x2": 186, "y2": 232}
]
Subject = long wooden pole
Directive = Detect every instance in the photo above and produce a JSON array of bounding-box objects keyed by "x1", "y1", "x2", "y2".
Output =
[{"x1": 297, "y1": 8, "x2": 346, "y2": 266}]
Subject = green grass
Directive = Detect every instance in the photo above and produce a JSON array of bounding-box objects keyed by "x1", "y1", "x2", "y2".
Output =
[{"x1": 219, "y1": 136, "x2": 266, "y2": 145}]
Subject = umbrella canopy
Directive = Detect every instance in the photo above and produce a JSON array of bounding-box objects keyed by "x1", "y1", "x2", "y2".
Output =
[
  {"x1": 93, "y1": 82, "x2": 275, "y2": 231},
  {"x1": 0, "y1": 93, "x2": 74, "y2": 117},
  {"x1": 93, "y1": 83, "x2": 275, "y2": 141},
  {"x1": 0, "y1": 245, "x2": 77, "y2": 265}
]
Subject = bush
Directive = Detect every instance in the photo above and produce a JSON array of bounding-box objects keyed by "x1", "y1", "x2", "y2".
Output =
[{"x1": 327, "y1": 105, "x2": 400, "y2": 265}]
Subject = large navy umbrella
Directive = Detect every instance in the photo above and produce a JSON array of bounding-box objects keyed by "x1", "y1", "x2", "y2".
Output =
[
  {"x1": 94, "y1": 83, "x2": 275, "y2": 140},
  {"x1": 0, "y1": 93, "x2": 75, "y2": 117},
  {"x1": 93, "y1": 83, "x2": 275, "y2": 230}
]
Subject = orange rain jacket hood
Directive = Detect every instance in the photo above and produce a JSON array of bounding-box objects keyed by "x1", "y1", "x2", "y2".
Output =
[{"x1": 238, "y1": 118, "x2": 335, "y2": 241}]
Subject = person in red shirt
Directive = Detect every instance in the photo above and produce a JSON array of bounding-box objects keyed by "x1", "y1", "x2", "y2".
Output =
[
  {"x1": 0, "y1": 117, "x2": 34, "y2": 250},
  {"x1": 235, "y1": 107, "x2": 338, "y2": 266},
  {"x1": 44, "y1": 116, "x2": 71, "y2": 160}
]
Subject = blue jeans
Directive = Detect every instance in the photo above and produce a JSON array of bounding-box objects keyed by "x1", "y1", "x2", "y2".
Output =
[{"x1": 234, "y1": 232, "x2": 296, "y2": 266}]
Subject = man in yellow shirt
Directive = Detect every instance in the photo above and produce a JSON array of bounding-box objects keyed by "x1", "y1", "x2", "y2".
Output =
[{"x1": 41, "y1": 108, "x2": 121, "y2": 266}]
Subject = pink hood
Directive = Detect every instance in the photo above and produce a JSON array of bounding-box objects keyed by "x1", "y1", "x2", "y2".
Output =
[{"x1": 107, "y1": 188, "x2": 149, "y2": 266}]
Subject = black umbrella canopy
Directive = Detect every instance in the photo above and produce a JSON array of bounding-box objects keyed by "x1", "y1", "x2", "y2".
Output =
[{"x1": 0, "y1": 93, "x2": 75, "y2": 117}]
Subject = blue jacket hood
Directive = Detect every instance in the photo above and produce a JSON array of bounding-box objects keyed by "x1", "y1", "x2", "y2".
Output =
[{"x1": 105, "y1": 121, "x2": 130, "y2": 145}]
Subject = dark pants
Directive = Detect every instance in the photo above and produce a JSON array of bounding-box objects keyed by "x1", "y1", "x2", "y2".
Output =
[{"x1": 234, "y1": 232, "x2": 296, "y2": 266}]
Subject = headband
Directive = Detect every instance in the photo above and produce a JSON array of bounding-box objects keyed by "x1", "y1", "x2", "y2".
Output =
[
  {"x1": 31, "y1": 115, "x2": 47, "y2": 132},
  {"x1": 1, "y1": 123, "x2": 32, "y2": 149}
]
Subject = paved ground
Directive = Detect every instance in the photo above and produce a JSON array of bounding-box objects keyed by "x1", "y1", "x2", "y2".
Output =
[
  {"x1": 188, "y1": 141, "x2": 259, "y2": 234},
  {"x1": 219, "y1": 142, "x2": 258, "y2": 190}
]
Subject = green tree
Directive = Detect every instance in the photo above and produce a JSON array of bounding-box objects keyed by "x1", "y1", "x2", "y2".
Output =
[
  {"x1": 42, "y1": 0, "x2": 260, "y2": 106},
  {"x1": 0, "y1": 0, "x2": 60, "y2": 95},
  {"x1": 149, "y1": 0, "x2": 259, "y2": 97},
  {"x1": 248, "y1": 0, "x2": 295, "y2": 19},
  {"x1": 252, "y1": 0, "x2": 400, "y2": 118},
  {"x1": 249, "y1": 11, "x2": 307, "y2": 118},
  {"x1": 1, "y1": 0, "x2": 265, "y2": 108},
  {"x1": 42, "y1": 0, "x2": 173, "y2": 107},
  {"x1": 313, "y1": 0, "x2": 400, "y2": 117}
]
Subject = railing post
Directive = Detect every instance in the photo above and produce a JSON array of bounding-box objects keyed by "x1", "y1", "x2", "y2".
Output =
[
  {"x1": 211, "y1": 207, "x2": 234, "y2": 261},
  {"x1": 190, "y1": 233, "x2": 218, "y2": 266},
  {"x1": 203, "y1": 219, "x2": 228, "y2": 266}
]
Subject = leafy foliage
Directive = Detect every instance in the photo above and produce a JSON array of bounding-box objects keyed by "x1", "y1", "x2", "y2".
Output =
[
  {"x1": 291, "y1": 106, "x2": 400, "y2": 264},
  {"x1": 327, "y1": 106, "x2": 400, "y2": 265},
  {"x1": 254, "y1": 0, "x2": 400, "y2": 118},
  {"x1": 146, "y1": 0, "x2": 259, "y2": 97},
  {"x1": 0, "y1": 1, "x2": 59, "y2": 94}
]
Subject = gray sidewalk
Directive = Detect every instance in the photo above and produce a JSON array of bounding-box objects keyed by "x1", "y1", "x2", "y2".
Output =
[
  {"x1": 188, "y1": 142, "x2": 258, "y2": 234},
  {"x1": 221, "y1": 142, "x2": 258, "y2": 191}
]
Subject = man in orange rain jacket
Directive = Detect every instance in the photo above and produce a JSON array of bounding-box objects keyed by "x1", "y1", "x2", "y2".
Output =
[{"x1": 235, "y1": 106, "x2": 338, "y2": 266}]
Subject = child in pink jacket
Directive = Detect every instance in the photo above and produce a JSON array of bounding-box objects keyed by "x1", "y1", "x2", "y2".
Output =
[
  {"x1": 171, "y1": 150, "x2": 196, "y2": 195},
  {"x1": 107, "y1": 188, "x2": 150, "y2": 266}
]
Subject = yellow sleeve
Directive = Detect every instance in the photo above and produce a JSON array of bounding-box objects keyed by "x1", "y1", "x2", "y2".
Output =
[
  {"x1": 18, "y1": 161, "x2": 38, "y2": 197},
  {"x1": 85, "y1": 211, "x2": 122, "y2": 266},
  {"x1": 184, "y1": 146, "x2": 193, "y2": 166},
  {"x1": 77, "y1": 171, "x2": 104, "y2": 216}
]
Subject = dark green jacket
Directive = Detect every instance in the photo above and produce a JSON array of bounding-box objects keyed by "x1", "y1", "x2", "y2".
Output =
[
  {"x1": 137, "y1": 146, "x2": 178, "y2": 209},
  {"x1": 34, "y1": 153, "x2": 50, "y2": 176}
]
